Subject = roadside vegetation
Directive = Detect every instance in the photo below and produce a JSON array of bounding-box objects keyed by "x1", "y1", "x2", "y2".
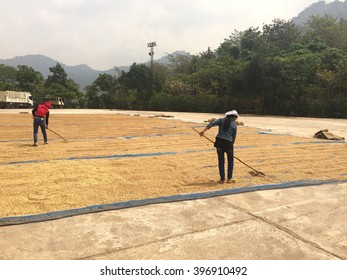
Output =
[{"x1": 1, "y1": 16, "x2": 346, "y2": 117}]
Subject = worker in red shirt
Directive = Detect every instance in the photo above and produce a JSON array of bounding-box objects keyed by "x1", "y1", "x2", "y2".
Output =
[{"x1": 31, "y1": 101, "x2": 51, "y2": 146}]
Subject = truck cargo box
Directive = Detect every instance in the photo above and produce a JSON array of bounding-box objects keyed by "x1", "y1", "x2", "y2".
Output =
[{"x1": 0, "y1": 91, "x2": 34, "y2": 108}]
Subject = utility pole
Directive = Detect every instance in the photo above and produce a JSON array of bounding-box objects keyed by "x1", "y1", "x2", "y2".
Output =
[{"x1": 147, "y1": 41, "x2": 157, "y2": 71}]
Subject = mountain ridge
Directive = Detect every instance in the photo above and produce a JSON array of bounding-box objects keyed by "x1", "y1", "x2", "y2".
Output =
[
  {"x1": 293, "y1": 0, "x2": 347, "y2": 24},
  {"x1": 0, "y1": 52, "x2": 188, "y2": 90},
  {"x1": 0, "y1": 54, "x2": 124, "y2": 89}
]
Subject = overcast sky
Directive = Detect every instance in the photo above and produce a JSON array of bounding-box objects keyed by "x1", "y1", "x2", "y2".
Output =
[{"x1": 0, "y1": 0, "x2": 333, "y2": 70}]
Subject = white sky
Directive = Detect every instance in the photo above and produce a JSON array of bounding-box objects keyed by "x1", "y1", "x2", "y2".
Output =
[{"x1": 0, "y1": 0, "x2": 334, "y2": 70}]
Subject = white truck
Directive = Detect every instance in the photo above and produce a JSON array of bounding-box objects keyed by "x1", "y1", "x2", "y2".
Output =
[
  {"x1": 44, "y1": 96, "x2": 64, "y2": 109},
  {"x1": 0, "y1": 91, "x2": 34, "y2": 108}
]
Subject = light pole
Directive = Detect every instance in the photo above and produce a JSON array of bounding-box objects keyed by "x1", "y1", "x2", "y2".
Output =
[{"x1": 147, "y1": 41, "x2": 157, "y2": 71}]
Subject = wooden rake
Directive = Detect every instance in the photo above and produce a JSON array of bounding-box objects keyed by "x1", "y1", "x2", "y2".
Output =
[{"x1": 48, "y1": 128, "x2": 69, "y2": 143}]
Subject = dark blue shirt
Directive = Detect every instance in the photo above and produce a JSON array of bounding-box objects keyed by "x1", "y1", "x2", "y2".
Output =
[{"x1": 207, "y1": 117, "x2": 237, "y2": 144}]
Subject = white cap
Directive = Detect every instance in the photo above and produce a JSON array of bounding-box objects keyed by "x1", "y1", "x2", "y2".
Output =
[{"x1": 225, "y1": 110, "x2": 239, "y2": 117}]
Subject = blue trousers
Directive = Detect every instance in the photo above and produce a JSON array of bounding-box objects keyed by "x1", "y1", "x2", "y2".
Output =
[
  {"x1": 33, "y1": 117, "x2": 47, "y2": 143},
  {"x1": 216, "y1": 148, "x2": 234, "y2": 181}
]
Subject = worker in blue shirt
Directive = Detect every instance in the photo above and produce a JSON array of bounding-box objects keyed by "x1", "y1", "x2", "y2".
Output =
[{"x1": 200, "y1": 110, "x2": 239, "y2": 183}]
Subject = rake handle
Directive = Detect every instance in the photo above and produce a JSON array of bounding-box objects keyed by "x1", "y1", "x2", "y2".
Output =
[{"x1": 47, "y1": 128, "x2": 69, "y2": 142}]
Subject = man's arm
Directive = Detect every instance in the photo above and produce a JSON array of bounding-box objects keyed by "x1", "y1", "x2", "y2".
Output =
[
  {"x1": 32, "y1": 106, "x2": 37, "y2": 117},
  {"x1": 200, "y1": 118, "x2": 221, "y2": 136}
]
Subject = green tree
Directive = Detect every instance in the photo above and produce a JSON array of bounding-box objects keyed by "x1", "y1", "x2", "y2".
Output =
[
  {"x1": 46, "y1": 63, "x2": 68, "y2": 87},
  {"x1": 199, "y1": 47, "x2": 216, "y2": 60},
  {"x1": 262, "y1": 19, "x2": 300, "y2": 51},
  {"x1": 167, "y1": 54, "x2": 193, "y2": 75},
  {"x1": 152, "y1": 62, "x2": 170, "y2": 92},
  {"x1": 217, "y1": 40, "x2": 240, "y2": 59},
  {"x1": 240, "y1": 27, "x2": 262, "y2": 56},
  {"x1": 0, "y1": 64, "x2": 17, "y2": 90},
  {"x1": 85, "y1": 84, "x2": 102, "y2": 108},
  {"x1": 16, "y1": 65, "x2": 45, "y2": 101},
  {"x1": 45, "y1": 63, "x2": 83, "y2": 107},
  {"x1": 120, "y1": 63, "x2": 154, "y2": 109},
  {"x1": 89, "y1": 73, "x2": 119, "y2": 108},
  {"x1": 304, "y1": 15, "x2": 347, "y2": 51}
]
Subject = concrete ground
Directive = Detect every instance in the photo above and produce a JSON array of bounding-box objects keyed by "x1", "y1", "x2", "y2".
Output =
[
  {"x1": 0, "y1": 182, "x2": 346, "y2": 260},
  {"x1": 0, "y1": 109, "x2": 346, "y2": 260}
]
